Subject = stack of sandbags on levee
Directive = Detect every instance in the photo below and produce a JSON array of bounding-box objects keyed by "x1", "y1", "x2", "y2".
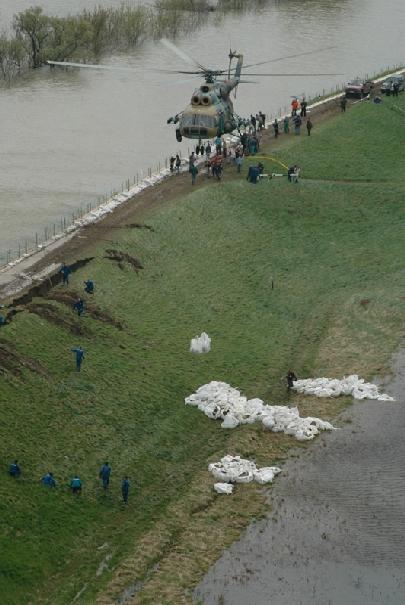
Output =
[
  {"x1": 292, "y1": 375, "x2": 394, "y2": 401},
  {"x1": 210, "y1": 455, "x2": 281, "y2": 494},
  {"x1": 189, "y1": 332, "x2": 211, "y2": 354},
  {"x1": 185, "y1": 381, "x2": 335, "y2": 440}
]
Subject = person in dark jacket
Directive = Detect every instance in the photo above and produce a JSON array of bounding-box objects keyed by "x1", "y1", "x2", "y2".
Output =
[
  {"x1": 71, "y1": 346, "x2": 84, "y2": 371},
  {"x1": 300, "y1": 99, "x2": 308, "y2": 117},
  {"x1": 287, "y1": 370, "x2": 298, "y2": 390},
  {"x1": 41, "y1": 472, "x2": 56, "y2": 488},
  {"x1": 247, "y1": 165, "x2": 260, "y2": 184},
  {"x1": 84, "y1": 280, "x2": 94, "y2": 294},
  {"x1": 121, "y1": 476, "x2": 130, "y2": 504},
  {"x1": 340, "y1": 97, "x2": 347, "y2": 112},
  {"x1": 60, "y1": 263, "x2": 71, "y2": 285},
  {"x1": 70, "y1": 476, "x2": 82, "y2": 494},
  {"x1": 73, "y1": 298, "x2": 85, "y2": 317},
  {"x1": 272, "y1": 118, "x2": 279, "y2": 138},
  {"x1": 9, "y1": 460, "x2": 21, "y2": 478},
  {"x1": 306, "y1": 118, "x2": 313, "y2": 136},
  {"x1": 99, "y1": 462, "x2": 111, "y2": 491}
]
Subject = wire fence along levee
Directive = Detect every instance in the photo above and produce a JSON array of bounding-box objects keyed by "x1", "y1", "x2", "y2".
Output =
[{"x1": 0, "y1": 64, "x2": 402, "y2": 273}]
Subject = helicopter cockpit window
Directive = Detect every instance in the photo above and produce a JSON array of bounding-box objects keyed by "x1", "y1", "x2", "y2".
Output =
[{"x1": 182, "y1": 114, "x2": 216, "y2": 128}]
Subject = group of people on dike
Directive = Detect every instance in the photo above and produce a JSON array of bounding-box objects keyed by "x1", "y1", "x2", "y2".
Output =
[{"x1": 8, "y1": 460, "x2": 131, "y2": 503}]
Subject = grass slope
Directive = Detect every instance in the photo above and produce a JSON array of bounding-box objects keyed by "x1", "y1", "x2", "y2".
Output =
[{"x1": 0, "y1": 94, "x2": 404, "y2": 604}]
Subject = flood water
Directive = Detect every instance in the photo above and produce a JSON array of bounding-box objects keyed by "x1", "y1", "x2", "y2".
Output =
[
  {"x1": 1, "y1": 0, "x2": 405, "y2": 262},
  {"x1": 195, "y1": 351, "x2": 405, "y2": 605}
]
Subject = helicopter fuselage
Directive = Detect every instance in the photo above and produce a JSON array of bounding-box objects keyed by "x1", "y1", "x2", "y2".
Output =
[
  {"x1": 169, "y1": 53, "x2": 243, "y2": 141},
  {"x1": 177, "y1": 80, "x2": 238, "y2": 140}
]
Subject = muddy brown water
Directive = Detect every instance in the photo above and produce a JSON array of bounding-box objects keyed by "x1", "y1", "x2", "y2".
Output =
[{"x1": 195, "y1": 350, "x2": 405, "y2": 605}]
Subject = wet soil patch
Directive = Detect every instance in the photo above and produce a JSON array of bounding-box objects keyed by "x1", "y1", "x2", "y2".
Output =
[
  {"x1": 47, "y1": 290, "x2": 124, "y2": 331},
  {"x1": 0, "y1": 339, "x2": 47, "y2": 377},
  {"x1": 104, "y1": 249, "x2": 143, "y2": 272},
  {"x1": 127, "y1": 223, "x2": 154, "y2": 231},
  {"x1": 360, "y1": 298, "x2": 371, "y2": 307},
  {"x1": 26, "y1": 302, "x2": 88, "y2": 336}
]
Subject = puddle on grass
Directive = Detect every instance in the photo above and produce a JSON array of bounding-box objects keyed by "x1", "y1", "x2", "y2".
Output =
[{"x1": 195, "y1": 350, "x2": 405, "y2": 605}]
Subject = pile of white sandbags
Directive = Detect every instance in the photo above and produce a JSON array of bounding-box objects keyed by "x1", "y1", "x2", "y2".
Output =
[
  {"x1": 292, "y1": 375, "x2": 394, "y2": 401},
  {"x1": 209, "y1": 455, "x2": 281, "y2": 493},
  {"x1": 185, "y1": 381, "x2": 335, "y2": 440},
  {"x1": 189, "y1": 332, "x2": 211, "y2": 354}
]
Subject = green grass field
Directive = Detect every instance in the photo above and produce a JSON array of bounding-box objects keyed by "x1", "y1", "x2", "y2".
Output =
[{"x1": 0, "y1": 94, "x2": 404, "y2": 604}]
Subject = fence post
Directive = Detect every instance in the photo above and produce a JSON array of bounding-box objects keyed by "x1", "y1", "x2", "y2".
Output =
[
  {"x1": 25, "y1": 241, "x2": 28, "y2": 254},
  {"x1": 18, "y1": 243, "x2": 21, "y2": 258},
  {"x1": 35, "y1": 233, "x2": 38, "y2": 247}
]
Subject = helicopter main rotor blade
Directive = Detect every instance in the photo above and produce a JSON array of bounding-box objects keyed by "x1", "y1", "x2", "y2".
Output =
[
  {"x1": 241, "y1": 46, "x2": 337, "y2": 70},
  {"x1": 47, "y1": 60, "x2": 141, "y2": 72},
  {"x1": 242, "y1": 72, "x2": 342, "y2": 76},
  {"x1": 160, "y1": 38, "x2": 209, "y2": 72}
]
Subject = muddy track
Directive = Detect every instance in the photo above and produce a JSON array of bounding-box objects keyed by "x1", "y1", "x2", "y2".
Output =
[
  {"x1": 104, "y1": 249, "x2": 143, "y2": 272},
  {"x1": 47, "y1": 290, "x2": 124, "y2": 331},
  {"x1": 26, "y1": 302, "x2": 89, "y2": 336},
  {"x1": 0, "y1": 339, "x2": 47, "y2": 377}
]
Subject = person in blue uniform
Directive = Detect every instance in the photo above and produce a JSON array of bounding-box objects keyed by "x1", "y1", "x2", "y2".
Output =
[
  {"x1": 9, "y1": 460, "x2": 21, "y2": 477},
  {"x1": 41, "y1": 472, "x2": 56, "y2": 488},
  {"x1": 73, "y1": 298, "x2": 85, "y2": 317},
  {"x1": 71, "y1": 346, "x2": 84, "y2": 371},
  {"x1": 99, "y1": 462, "x2": 111, "y2": 492},
  {"x1": 70, "y1": 475, "x2": 82, "y2": 494},
  {"x1": 84, "y1": 279, "x2": 94, "y2": 294},
  {"x1": 60, "y1": 263, "x2": 71, "y2": 285},
  {"x1": 121, "y1": 476, "x2": 130, "y2": 504}
]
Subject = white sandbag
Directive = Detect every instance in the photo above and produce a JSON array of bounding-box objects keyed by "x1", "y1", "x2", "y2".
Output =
[
  {"x1": 221, "y1": 414, "x2": 239, "y2": 429},
  {"x1": 214, "y1": 483, "x2": 234, "y2": 494},
  {"x1": 209, "y1": 456, "x2": 282, "y2": 490},
  {"x1": 189, "y1": 332, "x2": 211, "y2": 354},
  {"x1": 186, "y1": 381, "x2": 335, "y2": 440},
  {"x1": 292, "y1": 375, "x2": 394, "y2": 401},
  {"x1": 253, "y1": 467, "x2": 282, "y2": 484}
]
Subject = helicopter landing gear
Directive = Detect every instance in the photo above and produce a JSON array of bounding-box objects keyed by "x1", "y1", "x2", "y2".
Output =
[{"x1": 176, "y1": 129, "x2": 182, "y2": 142}]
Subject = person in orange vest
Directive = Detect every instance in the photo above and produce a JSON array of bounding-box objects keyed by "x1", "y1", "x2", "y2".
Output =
[{"x1": 291, "y1": 98, "x2": 299, "y2": 116}]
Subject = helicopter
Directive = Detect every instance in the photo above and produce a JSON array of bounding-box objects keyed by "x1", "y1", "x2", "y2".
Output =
[
  {"x1": 161, "y1": 38, "x2": 340, "y2": 142},
  {"x1": 47, "y1": 40, "x2": 339, "y2": 143}
]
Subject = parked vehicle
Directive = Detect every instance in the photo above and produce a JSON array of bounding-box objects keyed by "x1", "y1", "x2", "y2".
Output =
[
  {"x1": 381, "y1": 75, "x2": 405, "y2": 94},
  {"x1": 345, "y1": 78, "x2": 373, "y2": 98}
]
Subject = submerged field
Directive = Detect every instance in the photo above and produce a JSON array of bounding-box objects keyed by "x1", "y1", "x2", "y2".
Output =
[{"x1": 0, "y1": 94, "x2": 404, "y2": 604}]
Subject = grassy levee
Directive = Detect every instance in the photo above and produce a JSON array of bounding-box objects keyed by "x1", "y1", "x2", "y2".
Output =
[{"x1": 0, "y1": 94, "x2": 404, "y2": 604}]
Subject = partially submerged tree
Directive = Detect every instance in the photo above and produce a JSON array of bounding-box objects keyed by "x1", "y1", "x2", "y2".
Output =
[{"x1": 13, "y1": 7, "x2": 52, "y2": 68}]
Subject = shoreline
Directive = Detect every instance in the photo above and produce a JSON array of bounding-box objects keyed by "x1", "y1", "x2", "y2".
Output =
[{"x1": 1, "y1": 65, "x2": 403, "y2": 304}]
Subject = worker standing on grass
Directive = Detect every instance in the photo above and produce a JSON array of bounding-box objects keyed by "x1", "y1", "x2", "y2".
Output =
[
  {"x1": 41, "y1": 472, "x2": 56, "y2": 488},
  {"x1": 247, "y1": 165, "x2": 260, "y2": 184},
  {"x1": 71, "y1": 346, "x2": 84, "y2": 371},
  {"x1": 9, "y1": 460, "x2": 21, "y2": 478},
  {"x1": 70, "y1": 475, "x2": 82, "y2": 494},
  {"x1": 99, "y1": 462, "x2": 111, "y2": 492},
  {"x1": 122, "y1": 476, "x2": 130, "y2": 504},
  {"x1": 306, "y1": 117, "x2": 313, "y2": 136},
  {"x1": 272, "y1": 118, "x2": 279, "y2": 138},
  {"x1": 287, "y1": 370, "x2": 298, "y2": 391},
  {"x1": 340, "y1": 97, "x2": 347, "y2": 112},
  {"x1": 283, "y1": 115, "x2": 289, "y2": 134},
  {"x1": 60, "y1": 262, "x2": 71, "y2": 285}
]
